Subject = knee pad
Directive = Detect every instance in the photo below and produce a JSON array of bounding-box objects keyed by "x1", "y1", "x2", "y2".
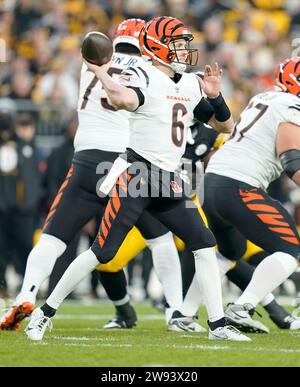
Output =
[
  {"x1": 40, "y1": 233, "x2": 67, "y2": 256},
  {"x1": 219, "y1": 243, "x2": 246, "y2": 261},
  {"x1": 145, "y1": 231, "x2": 174, "y2": 250},
  {"x1": 271, "y1": 251, "x2": 299, "y2": 275},
  {"x1": 187, "y1": 227, "x2": 216, "y2": 251}
]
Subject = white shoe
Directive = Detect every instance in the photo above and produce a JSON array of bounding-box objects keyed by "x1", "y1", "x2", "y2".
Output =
[
  {"x1": 168, "y1": 311, "x2": 207, "y2": 333},
  {"x1": 286, "y1": 314, "x2": 300, "y2": 330},
  {"x1": 225, "y1": 303, "x2": 269, "y2": 334},
  {"x1": 25, "y1": 308, "x2": 52, "y2": 341},
  {"x1": 209, "y1": 325, "x2": 251, "y2": 341}
]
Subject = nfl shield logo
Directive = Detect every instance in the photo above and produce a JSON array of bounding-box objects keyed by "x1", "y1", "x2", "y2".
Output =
[{"x1": 170, "y1": 180, "x2": 183, "y2": 193}]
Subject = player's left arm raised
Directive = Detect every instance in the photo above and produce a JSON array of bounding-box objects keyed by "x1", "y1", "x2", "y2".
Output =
[{"x1": 196, "y1": 63, "x2": 234, "y2": 133}]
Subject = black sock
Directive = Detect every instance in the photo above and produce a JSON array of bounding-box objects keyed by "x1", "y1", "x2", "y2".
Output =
[
  {"x1": 264, "y1": 299, "x2": 290, "y2": 328},
  {"x1": 247, "y1": 251, "x2": 269, "y2": 266},
  {"x1": 114, "y1": 302, "x2": 137, "y2": 326},
  {"x1": 171, "y1": 310, "x2": 185, "y2": 319},
  {"x1": 41, "y1": 303, "x2": 56, "y2": 318},
  {"x1": 208, "y1": 317, "x2": 226, "y2": 330},
  {"x1": 289, "y1": 271, "x2": 300, "y2": 293},
  {"x1": 97, "y1": 270, "x2": 127, "y2": 301},
  {"x1": 226, "y1": 259, "x2": 255, "y2": 290},
  {"x1": 116, "y1": 302, "x2": 135, "y2": 318}
]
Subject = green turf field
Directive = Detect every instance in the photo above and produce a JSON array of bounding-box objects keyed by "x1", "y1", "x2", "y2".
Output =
[{"x1": 0, "y1": 302, "x2": 300, "y2": 367}]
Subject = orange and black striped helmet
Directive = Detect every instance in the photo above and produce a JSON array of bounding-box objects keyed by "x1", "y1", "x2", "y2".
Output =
[
  {"x1": 275, "y1": 57, "x2": 300, "y2": 97},
  {"x1": 113, "y1": 19, "x2": 146, "y2": 51},
  {"x1": 139, "y1": 16, "x2": 197, "y2": 66}
]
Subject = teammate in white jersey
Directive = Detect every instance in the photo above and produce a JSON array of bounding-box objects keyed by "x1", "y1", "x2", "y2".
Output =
[
  {"x1": 202, "y1": 57, "x2": 300, "y2": 332},
  {"x1": 27, "y1": 16, "x2": 250, "y2": 342},
  {"x1": 0, "y1": 19, "x2": 186, "y2": 332}
]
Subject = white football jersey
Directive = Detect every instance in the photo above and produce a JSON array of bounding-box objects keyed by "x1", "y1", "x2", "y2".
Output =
[
  {"x1": 74, "y1": 53, "x2": 146, "y2": 153},
  {"x1": 207, "y1": 91, "x2": 300, "y2": 189},
  {"x1": 119, "y1": 62, "x2": 204, "y2": 171}
]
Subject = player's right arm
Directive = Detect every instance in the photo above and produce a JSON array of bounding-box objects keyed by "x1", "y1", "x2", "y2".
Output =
[
  {"x1": 83, "y1": 60, "x2": 140, "y2": 111},
  {"x1": 277, "y1": 122, "x2": 300, "y2": 186}
]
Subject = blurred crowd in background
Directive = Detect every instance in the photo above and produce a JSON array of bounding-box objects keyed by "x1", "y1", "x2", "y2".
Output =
[{"x1": 1, "y1": 0, "x2": 300, "y2": 302}]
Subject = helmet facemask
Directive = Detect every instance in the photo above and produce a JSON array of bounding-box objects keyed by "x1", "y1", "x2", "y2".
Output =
[{"x1": 167, "y1": 35, "x2": 198, "y2": 73}]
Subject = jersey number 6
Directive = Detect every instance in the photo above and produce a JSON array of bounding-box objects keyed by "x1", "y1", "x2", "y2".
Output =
[{"x1": 171, "y1": 103, "x2": 188, "y2": 147}]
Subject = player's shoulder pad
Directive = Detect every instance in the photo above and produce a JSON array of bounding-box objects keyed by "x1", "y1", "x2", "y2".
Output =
[
  {"x1": 286, "y1": 95, "x2": 300, "y2": 113},
  {"x1": 272, "y1": 92, "x2": 300, "y2": 126},
  {"x1": 270, "y1": 92, "x2": 300, "y2": 110},
  {"x1": 119, "y1": 66, "x2": 149, "y2": 88}
]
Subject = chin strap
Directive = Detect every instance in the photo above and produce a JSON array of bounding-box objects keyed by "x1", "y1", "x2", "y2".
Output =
[{"x1": 169, "y1": 62, "x2": 187, "y2": 74}]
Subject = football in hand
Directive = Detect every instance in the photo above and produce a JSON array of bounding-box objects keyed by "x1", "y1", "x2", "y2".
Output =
[{"x1": 81, "y1": 32, "x2": 113, "y2": 66}]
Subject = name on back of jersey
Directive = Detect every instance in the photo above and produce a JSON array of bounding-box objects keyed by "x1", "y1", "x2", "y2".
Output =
[{"x1": 111, "y1": 53, "x2": 139, "y2": 68}]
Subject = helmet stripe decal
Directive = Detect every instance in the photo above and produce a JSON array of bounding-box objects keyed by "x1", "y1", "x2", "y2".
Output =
[
  {"x1": 170, "y1": 23, "x2": 185, "y2": 34},
  {"x1": 294, "y1": 60, "x2": 300, "y2": 73},
  {"x1": 162, "y1": 19, "x2": 173, "y2": 38},
  {"x1": 155, "y1": 16, "x2": 166, "y2": 36}
]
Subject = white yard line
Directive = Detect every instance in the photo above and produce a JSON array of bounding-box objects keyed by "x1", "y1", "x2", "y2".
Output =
[
  {"x1": 54, "y1": 314, "x2": 164, "y2": 321},
  {"x1": 31, "y1": 338, "x2": 300, "y2": 353}
]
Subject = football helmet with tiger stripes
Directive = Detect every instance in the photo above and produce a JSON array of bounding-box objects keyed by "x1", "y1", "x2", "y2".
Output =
[
  {"x1": 275, "y1": 57, "x2": 300, "y2": 97},
  {"x1": 139, "y1": 16, "x2": 198, "y2": 73},
  {"x1": 113, "y1": 18, "x2": 146, "y2": 51}
]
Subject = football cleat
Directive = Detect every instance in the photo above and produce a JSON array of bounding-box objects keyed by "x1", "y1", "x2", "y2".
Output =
[
  {"x1": 266, "y1": 300, "x2": 300, "y2": 330},
  {"x1": 0, "y1": 301, "x2": 35, "y2": 331},
  {"x1": 284, "y1": 314, "x2": 300, "y2": 330},
  {"x1": 225, "y1": 303, "x2": 269, "y2": 334},
  {"x1": 103, "y1": 304, "x2": 137, "y2": 329},
  {"x1": 168, "y1": 310, "x2": 207, "y2": 333},
  {"x1": 208, "y1": 325, "x2": 251, "y2": 341},
  {"x1": 103, "y1": 316, "x2": 137, "y2": 329},
  {"x1": 25, "y1": 308, "x2": 52, "y2": 341}
]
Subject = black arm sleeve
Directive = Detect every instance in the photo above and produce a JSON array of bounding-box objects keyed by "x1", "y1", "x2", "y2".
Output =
[
  {"x1": 193, "y1": 98, "x2": 215, "y2": 124},
  {"x1": 127, "y1": 86, "x2": 145, "y2": 108},
  {"x1": 206, "y1": 93, "x2": 231, "y2": 122},
  {"x1": 279, "y1": 150, "x2": 300, "y2": 178}
]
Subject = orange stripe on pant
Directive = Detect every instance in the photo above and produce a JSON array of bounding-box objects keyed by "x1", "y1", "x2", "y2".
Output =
[
  {"x1": 269, "y1": 227, "x2": 296, "y2": 236},
  {"x1": 239, "y1": 190, "x2": 264, "y2": 203},
  {"x1": 97, "y1": 172, "x2": 131, "y2": 249},
  {"x1": 247, "y1": 203, "x2": 279, "y2": 213},
  {"x1": 116, "y1": 174, "x2": 128, "y2": 194},
  {"x1": 280, "y1": 236, "x2": 299, "y2": 245},
  {"x1": 256, "y1": 213, "x2": 289, "y2": 227},
  {"x1": 240, "y1": 189, "x2": 299, "y2": 246},
  {"x1": 42, "y1": 166, "x2": 74, "y2": 231},
  {"x1": 97, "y1": 190, "x2": 120, "y2": 248}
]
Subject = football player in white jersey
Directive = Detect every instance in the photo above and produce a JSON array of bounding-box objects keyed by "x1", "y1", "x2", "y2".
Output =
[
  {"x1": 168, "y1": 122, "x2": 300, "y2": 333},
  {"x1": 26, "y1": 16, "x2": 250, "y2": 342},
  {"x1": 0, "y1": 19, "x2": 185, "y2": 332},
  {"x1": 200, "y1": 57, "x2": 300, "y2": 332}
]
